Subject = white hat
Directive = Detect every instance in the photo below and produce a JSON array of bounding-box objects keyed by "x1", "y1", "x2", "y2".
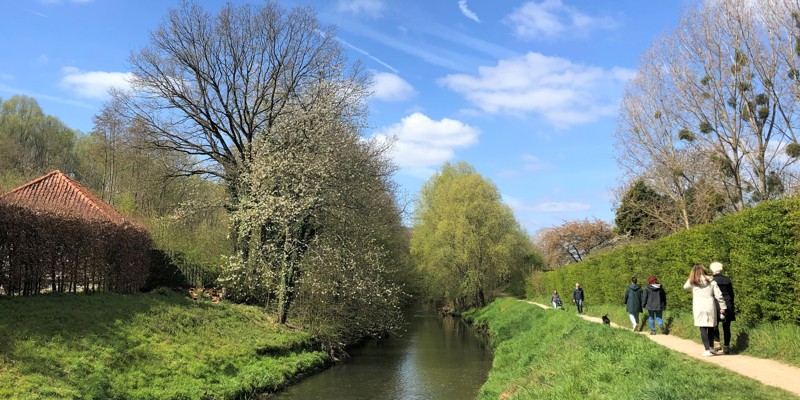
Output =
[{"x1": 710, "y1": 262, "x2": 724, "y2": 274}]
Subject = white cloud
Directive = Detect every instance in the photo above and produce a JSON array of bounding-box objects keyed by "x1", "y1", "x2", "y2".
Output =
[
  {"x1": 439, "y1": 52, "x2": 634, "y2": 128},
  {"x1": 458, "y1": 0, "x2": 480, "y2": 23},
  {"x1": 0, "y1": 82, "x2": 94, "y2": 109},
  {"x1": 337, "y1": 37, "x2": 398, "y2": 73},
  {"x1": 372, "y1": 112, "x2": 479, "y2": 170},
  {"x1": 531, "y1": 201, "x2": 591, "y2": 212},
  {"x1": 34, "y1": 54, "x2": 49, "y2": 67},
  {"x1": 522, "y1": 154, "x2": 551, "y2": 172},
  {"x1": 371, "y1": 72, "x2": 416, "y2": 102},
  {"x1": 507, "y1": 0, "x2": 616, "y2": 41},
  {"x1": 503, "y1": 195, "x2": 590, "y2": 213},
  {"x1": 338, "y1": 0, "x2": 384, "y2": 17},
  {"x1": 59, "y1": 67, "x2": 133, "y2": 100},
  {"x1": 497, "y1": 154, "x2": 551, "y2": 179}
]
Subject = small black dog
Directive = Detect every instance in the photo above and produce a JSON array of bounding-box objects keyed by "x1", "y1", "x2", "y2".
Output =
[{"x1": 601, "y1": 314, "x2": 611, "y2": 325}]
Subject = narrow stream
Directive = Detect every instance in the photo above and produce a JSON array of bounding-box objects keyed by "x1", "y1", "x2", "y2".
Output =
[{"x1": 275, "y1": 306, "x2": 493, "y2": 400}]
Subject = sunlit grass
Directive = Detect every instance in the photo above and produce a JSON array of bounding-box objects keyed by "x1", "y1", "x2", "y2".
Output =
[
  {"x1": 0, "y1": 289, "x2": 328, "y2": 399},
  {"x1": 466, "y1": 298, "x2": 795, "y2": 399},
  {"x1": 529, "y1": 295, "x2": 800, "y2": 367}
]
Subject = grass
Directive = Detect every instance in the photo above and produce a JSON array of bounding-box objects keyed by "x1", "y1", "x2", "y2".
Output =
[
  {"x1": 0, "y1": 288, "x2": 329, "y2": 399},
  {"x1": 465, "y1": 298, "x2": 796, "y2": 400},
  {"x1": 530, "y1": 295, "x2": 800, "y2": 367}
]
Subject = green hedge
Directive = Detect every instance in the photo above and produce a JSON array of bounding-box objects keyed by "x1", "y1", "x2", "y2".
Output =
[{"x1": 531, "y1": 198, "x2": 800, "y2": 325}]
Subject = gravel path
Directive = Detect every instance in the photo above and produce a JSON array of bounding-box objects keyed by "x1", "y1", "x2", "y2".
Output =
[{"x1": 526, "y1": 300, "x2": 800, "y2": 397}]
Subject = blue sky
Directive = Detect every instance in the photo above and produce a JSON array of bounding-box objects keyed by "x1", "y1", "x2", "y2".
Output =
[{"x1": 0, "y1": 0, "x2": 689, "y2": 233}]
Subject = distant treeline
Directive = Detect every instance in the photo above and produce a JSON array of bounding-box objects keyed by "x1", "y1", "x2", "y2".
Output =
[{"x1": 530, "y1": 197, "x2": 800, "y2": 325}]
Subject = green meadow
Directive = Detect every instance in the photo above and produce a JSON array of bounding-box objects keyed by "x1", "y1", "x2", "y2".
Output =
[
  {"x1": 465, "y1": 298, "x2": 795, "y2": 400},
  {"x1": 0, "y1": 289, "x2": 328, "y2": 399}
]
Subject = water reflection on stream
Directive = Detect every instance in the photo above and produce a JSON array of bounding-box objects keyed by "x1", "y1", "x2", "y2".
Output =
[{"x1": 275, "y1": 306, "x2": 493, "y2": 400}]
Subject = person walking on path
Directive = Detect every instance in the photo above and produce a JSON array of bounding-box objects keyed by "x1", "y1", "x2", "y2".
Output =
[
  {"x1": 551, "y1": 290, "x2": 563, "y2": 310},
  {"x1": 710, "y1": 261, "x2": 735, "y2": 354},
  {"x1": 642, "y1": 275, "x2": 668, "y2": 335},
  {"x1": 684, "y1": 264, "x2": 727, "y2": 357},
  {"x1": 624, "y1": 276, "x2": 643, "y2": 331},
  {"x1": 573, "y1": 283, "x2": 584, "y2": 315}
]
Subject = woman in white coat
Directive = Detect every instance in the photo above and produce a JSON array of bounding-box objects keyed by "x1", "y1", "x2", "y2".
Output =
[{"x1": 683, "y1": 264, "x2": 727, "y2": 357}]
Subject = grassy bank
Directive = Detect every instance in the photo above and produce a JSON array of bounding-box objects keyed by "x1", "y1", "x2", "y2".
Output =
[
  {"x1": 530, "y1": 295, "x2": 800, "y2": 368},
  {"x1": 465, "y1": 298, "x2": 795, "y2": 399},
  {"x1": 0, "y1": 289, "x2": 329, "y2": 399}
]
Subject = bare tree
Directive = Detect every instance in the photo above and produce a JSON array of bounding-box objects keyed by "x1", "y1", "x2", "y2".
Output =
[
  {"x1": 116, "y1": 1, "x2": 369, "y2": 188},
  {"x1": 615, "y1": 0, "x2": 800, "y2": 226}
]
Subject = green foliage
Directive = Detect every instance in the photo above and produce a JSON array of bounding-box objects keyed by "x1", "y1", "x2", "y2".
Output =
[
  {"x1": 0, "y1": 96, "x2": 78, "y2": 190},
  {"x1": 0, "y1": 291, "x2": 328, "y2": 399},
  {"x1": 146, "y1": 179, "x2": 232, "y2": 285},
  {"x1": 532, "y1": 198, "x2": 800, "y2": 325},
  {"x1": 0, "y1": 94, "x2": 233, "y2": 279},
  {"x1": 698, "y1": 120, "x2": 714, "y2": 134},
  {"x1": 614, "y1": 180, "x2": 669, "y2": 240},
  {"x1": 677, "y1": 128, "x2": 695, "y2": 142},
  {"x1": 220, "y1": 80, "x2": 407, "y2": 345},
  {"x1": 786, "y1": 142, "x2": 800, "y2": 158},
  {"x1": 411, "y1": 161, "x2": 535, "y2": 311},
  {"x1": 465, "y1": 299, "x2": 794, "y2": 399}
]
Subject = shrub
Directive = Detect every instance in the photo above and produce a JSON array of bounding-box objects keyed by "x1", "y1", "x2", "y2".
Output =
[
  {"x1": 530, "y1": 198, "x2": 800, "y2": 325},
  {"x1": 0, "y1": 203, "x2": 151, "y2": 295}
]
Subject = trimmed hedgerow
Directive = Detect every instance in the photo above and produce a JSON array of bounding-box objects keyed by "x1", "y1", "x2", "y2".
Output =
[
  {"x1": 530, "y1": 198, "x2": 800, "y2": 325},
  {"x1": 0, "y1": 203, "x2": 151, "y2": 295}
]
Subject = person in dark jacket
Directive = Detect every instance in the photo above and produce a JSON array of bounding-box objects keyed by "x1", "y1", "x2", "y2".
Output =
[
  {"x1": 641, "y1": 275, "x2": 667, "y2": 335},
  {"x1": 624, "y1": 276, "x2": 643, "y2": 331},
  {"x1": 710, "y1": 262, "x2": 735, "y2": 354},
  {"x1": 551, "y1": 290, "x2": 563, "y2": 309},
  {"x1": 572, "y1": 283, "x2": 584, "y2": 315}
]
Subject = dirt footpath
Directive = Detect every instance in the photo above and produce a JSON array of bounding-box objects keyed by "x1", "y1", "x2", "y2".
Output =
[{"x1": 526, "y1": 301, "x2": 800, "y2": 397}]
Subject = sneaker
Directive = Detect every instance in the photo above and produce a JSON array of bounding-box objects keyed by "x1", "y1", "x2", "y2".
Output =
[
  {"x1": 702, "y1": 350, "x2": 714, "y2": 357},
  {"x1": 723, "y1": 346, "x2": 730, "y2": 354}
]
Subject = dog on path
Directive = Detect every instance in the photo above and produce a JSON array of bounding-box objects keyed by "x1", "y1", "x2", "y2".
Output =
[{"x1": 602, "y1": 314, "x2": 611, "y2": 325}]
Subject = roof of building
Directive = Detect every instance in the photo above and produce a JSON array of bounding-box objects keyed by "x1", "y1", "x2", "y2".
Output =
[{"x1": 0, "y1": 170, "x2": 129, "y2": 225}]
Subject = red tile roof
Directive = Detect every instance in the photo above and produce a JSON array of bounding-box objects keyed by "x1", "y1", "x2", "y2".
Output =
[{"x1": 0, "y1": 170, "x2": 129, "y2": 225}]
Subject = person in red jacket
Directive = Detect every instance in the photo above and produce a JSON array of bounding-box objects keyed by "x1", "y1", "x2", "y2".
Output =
[{"x1": 641, "y1": 275, "x2": 667, "y2": 335}]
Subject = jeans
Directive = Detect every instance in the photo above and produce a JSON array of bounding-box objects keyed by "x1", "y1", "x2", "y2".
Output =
[
  {"x1": 647, "y1": 310, "x2": 663, "y2": 331},
  {"x1": 574, "y1": 299, "x2": 583, "y2": 314},
  {"x1": 552, "y1": 302, "x2": 558, "y2": 309}
]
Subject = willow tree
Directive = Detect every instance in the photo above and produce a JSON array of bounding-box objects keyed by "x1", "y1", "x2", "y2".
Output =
[
  {"x1": 616, "y1": 0, "x2": 800, "y2": 226},
  {"x1": 411, "y1": 162, "x2": 533, "y2": 311}
]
